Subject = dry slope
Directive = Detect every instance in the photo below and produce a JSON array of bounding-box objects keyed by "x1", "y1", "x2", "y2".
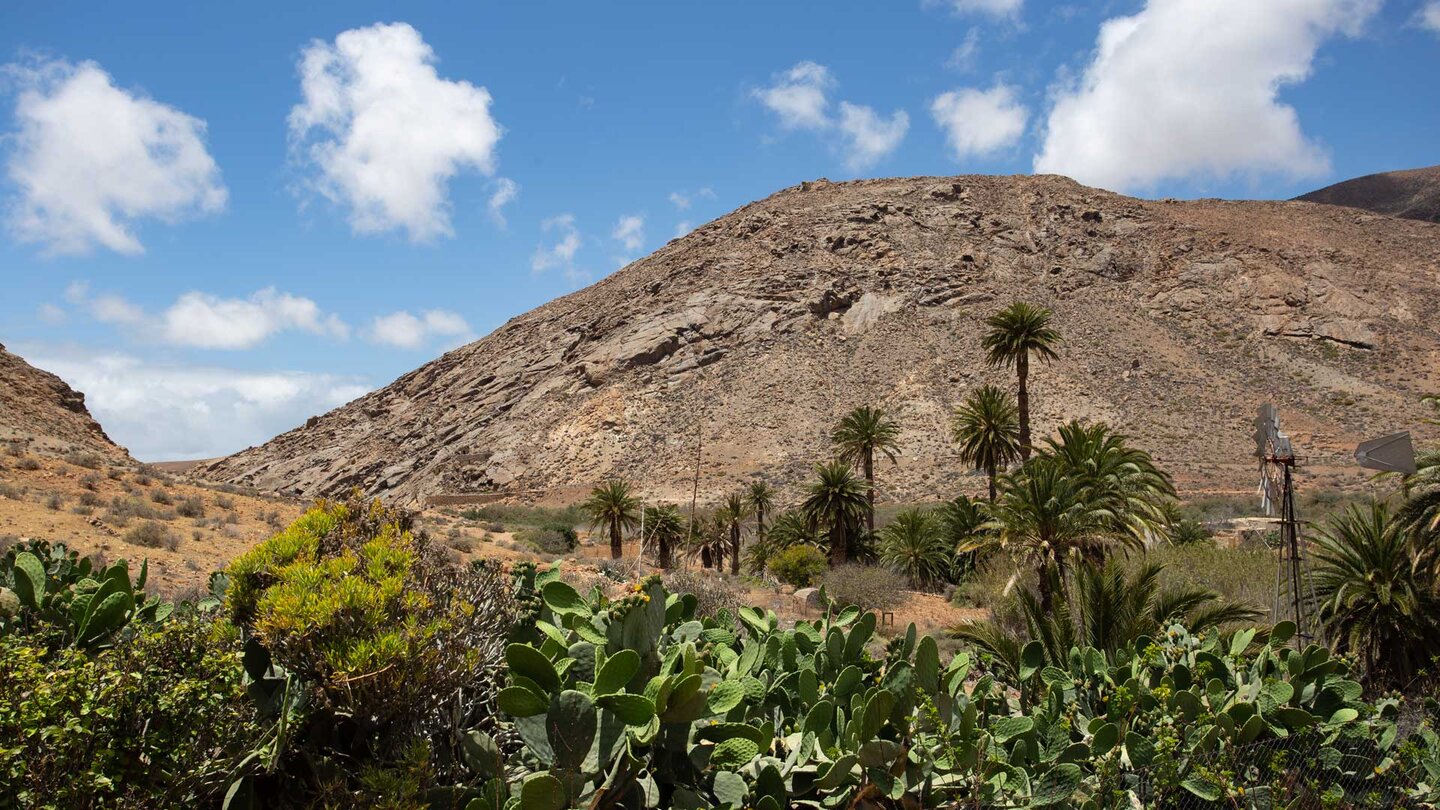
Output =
[
  {"x1": 196, "y1": 174, "x2": 1440, "y2": 506},
  {"x1": 1296, "y1": 165, "x2": 1440, "y2": 224},
  {"x1": 1, "y1": 342, "x2": 132, "y2": 462}
]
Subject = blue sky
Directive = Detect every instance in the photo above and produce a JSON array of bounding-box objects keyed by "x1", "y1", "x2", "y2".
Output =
[{"x1": 1, "y1": 0, "x2": 1436, "y2": 460}]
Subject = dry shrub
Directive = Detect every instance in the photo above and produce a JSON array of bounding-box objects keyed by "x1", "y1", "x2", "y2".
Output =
[
  {"x1": 124, "y1": 521, "x2": 180, "y2": 551},
  {"x1": 176, "y1": 496, "x2": 205, "y2": 519},
  {"x1": 821, "y1": 564, "x2": 904, "y2": 612},
  {"x1": 17, "y1": 457, "x2": 40, "y2": 471},
  {"x1": 663, "y1": 569, "x2": 741, "y2": 619},
  {"x1": 63, "y1": 451, "x2": 102, "y2": 469}
]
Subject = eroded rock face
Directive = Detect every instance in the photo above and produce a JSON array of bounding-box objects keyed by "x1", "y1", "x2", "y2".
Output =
[
  {"x1": 194, "y1": 174, "x2": 1440, "y2": 505},
  {"x1": 0, "y1": 344, "x2": 132, "y2": 461}
]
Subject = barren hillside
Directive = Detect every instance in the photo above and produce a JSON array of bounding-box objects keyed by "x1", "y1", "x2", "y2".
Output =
[
  {"x1": 1297, "y1": 165, "x2": 1440, "y2": 223},
  {"x1": 1, "y1": 343, "x2": 132, "y2": 462},
  {"x1": 196, "y1": 174, "x2": 1440, "y2": 506}
]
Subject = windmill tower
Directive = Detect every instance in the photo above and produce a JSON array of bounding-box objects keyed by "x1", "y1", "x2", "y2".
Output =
[{"x1": 1253, "y1": 404, "x2": 1317, "y2": 642}]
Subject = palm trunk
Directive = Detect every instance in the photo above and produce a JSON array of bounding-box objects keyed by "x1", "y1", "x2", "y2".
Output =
[
  {"x1": 986, "y1": 463, "x2": 998, "y2": 502},
  {"x1": 1017, "y1": 353, "x2": 1032, "y2": 460},
  {"x1": 610, "y1": 521, "x2": 622, "y2": 559},
  {"x1": 757, "y1": 505, "x2": 767, "y2": 545},
  {"x1": 1036, "y1": 559, "x2": 1053, "y2": 614},
  {"x1": 863, "y1": 450, "x2": 876, "y2": 535},
  {"x1": 701, "y1": 545, "x2": 712, "y2": 568},
  {"x1": 729, "y1": 522, "x2": 740, "y2": 575},
  {"x1": 658, "y1": 535, "x2": 671, "y2": 569},
  {"x1": 830, "y1": 521, "x2": 849, "y2": 566}
]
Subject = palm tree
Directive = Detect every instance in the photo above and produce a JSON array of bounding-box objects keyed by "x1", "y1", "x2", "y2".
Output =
[
  {"x1": 878, "y1": 508, "x2": 950, "y2": 588},
  {"x1": 831, "y1": 405, "x2": 902, "y2": 534},
  {"x1": 720, "y1": 492, "x2": 751, "y2": 576},
  {"x1": 951, "y1": 385, "x2": 1022, "y2": 501},
  {"x1": 937, "y1": 494, "x2": 989, "y2": 580},
  {"x1": 1313, "y1": 501, "x2": 1440, "y2": 688},
  {"x1": 1041, "y1": 420, "x2": 1175, "y2": 552},
  {"x1": 696, "y1": 511, "x2": 729, "y2": 570},
  {"x1": 747, "y1": 480, "x2": 775, "y2": 546},
  {"x1": 1396, "y1": 399, "x2": 1440, "y2": 572},
  {"x1": 953, "y1": 559, "x2": 1262, "y2": 676},
  {"x1": 800, "y1": 461, "x2": 870, "y2": 566},
  {"x1": 641, "y1": 503, "x2": 684, "y2": 569},
  {"x1": 981, "y1": 302, "x2": 1061, "y2": 459},
  {"x1": 582, "y1": 480, "x2": 640, "y2": 560},
  {"x1": 968, "y1": 458, "x2": 1112, "y2": 614}
]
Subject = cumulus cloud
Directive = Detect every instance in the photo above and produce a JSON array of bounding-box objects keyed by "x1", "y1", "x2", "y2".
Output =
[
  {"x1": 289, "y1": 22, "x2": 502, "y2": 241},
  {"x1": 486, "y1": 177, "x2": 519, "y2": 227},
  {"x1": 369, "y1": 309, "x2": 471, "y2": 349},
  {"x1": 611, "y1": 214, "x2": 645, "y2": 252},
  {"x1": 3, "y1": 58, "x2": 226, "y2": 255},
  {"x1": 67, "y1": 285, "x2": 347, "y2": 349},
  {"x1": 18, "y1": 345, "x2": 369, "y2": 460},
  {"x1": 1034, "y1": 0, "x2": 1378, "y2": 192},
  {"x1": 531, "y1": 214, "x2": 583, "y2": 280},
  {"x1": 931, "y1": 83, "x2": 1029, "y2": 160},
  {"x1": 1419, "y1": 1, "x2": 1440, "y2": 32},
  {"x1": 753, "y1": 62, "x2": 909, "y2": 170}
]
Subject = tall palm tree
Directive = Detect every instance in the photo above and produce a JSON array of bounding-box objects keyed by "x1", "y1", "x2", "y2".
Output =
[
  {"x1": 581, "y1": 480, "x2": 640, "y2": 560},
  {"x1": 641, "y1": 503, "x2": 684, "y2": 569},
  {"x1": 953, "y1": 559, "x2": 1262, "y2": 676},
  {"x1": 720, "y1": 492, "x2": 751, "y2": 576},
  {"x1": 1313, "y1": 501, "x2": 1440, "y2": 688},
  {"x1": 831, "y1": 405, "x2": 902, "y2": 534},
  {"x1": 1041, "y1": 420, "x2": 1175, "y2": 552},
  {"x1": 695, "y1": 511, "x2": 729, "y2": 570},
  {"x1": 967, "y1": 458, "x2": 1112, "y2": 613},
  {"x1": 951, "y1": 385, "x2": 1022, "y2": 501},
  {"x1": 878, "y1": 508, "x2": 950, "y2": 588},
  {"x1": 747, "y1": 480, "x2": 775, "y2": 547},
  {"x1": 800, "y1": 461, "x2": 870, "y2": 566},
  {"x1": 981, "y1": 302, "x2": 1061, "y2": 459}
]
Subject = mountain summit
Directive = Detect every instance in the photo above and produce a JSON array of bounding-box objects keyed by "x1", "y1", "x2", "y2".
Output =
[
  {"x1": 1297, "y1": 165, "x2": 1440, "y2": 224},
  {"x1": 1, "y1": 344, "x2": 131, "y2": 462},
  {"x1": 197, "y1": 174, "x2": 1440, "y2": 504}
]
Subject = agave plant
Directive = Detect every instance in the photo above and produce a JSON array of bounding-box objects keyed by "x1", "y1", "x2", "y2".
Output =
[{"x1": 1313, "y1": 501, "x2": 1440, "y2": 688}]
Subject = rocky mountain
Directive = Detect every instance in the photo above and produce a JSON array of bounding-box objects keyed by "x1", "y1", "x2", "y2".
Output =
[
  {"x1": 196, "y1": 174, "x2": 1440, "y2": 507},
  {"x1": 1296, "y1": 165, "x2": 1440, "y2": 224},
  {"x1": 0, "y1": 343, "x2": 132, "y2": 461}
]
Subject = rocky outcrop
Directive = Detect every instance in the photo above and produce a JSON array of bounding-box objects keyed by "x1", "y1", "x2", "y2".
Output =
[
  {"x1": 0, "y1": 344, "x2": 132, "y2": 461},
  {"x1": 195, "y1": 174, "x2": 1440, "y2": 505}
]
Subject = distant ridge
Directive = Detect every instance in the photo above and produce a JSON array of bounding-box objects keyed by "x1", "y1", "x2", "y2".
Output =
[
  {"x1": 196, "y1": 173, "x2": 1440, "y2": 506},
  {"x1": 1296, "y1": 165, "x2": 1440, "y2": 223}
]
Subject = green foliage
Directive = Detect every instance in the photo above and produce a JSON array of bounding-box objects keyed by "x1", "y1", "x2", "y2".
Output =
[
  {"x1": 877, "y1": 507, "x2": 951, "y2": 588},
  {"x1": 766, "y1": 543, "x2": 827, "y2": 588},
  {"x1": 0, "y1": 614, "x2": 256, "y2": 809},
  {"x1": 801, "y1": 460, "x2": 869, "y2": 566},
  {"x1": 0, "y1": 538, "x2": 171, "y2": 650},
  {"x1": 582, "y1": 480, "x2": 641, "y2": 560},
  {"x1": 517, "y1": 525, "x2": 578, "y2": 555},
  {"x1": 950, "y1": 384, "x2": 1021, "y2": 498}
]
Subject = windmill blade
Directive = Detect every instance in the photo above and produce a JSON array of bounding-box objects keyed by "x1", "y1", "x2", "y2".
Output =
[{"x1": 1355, "y1": 432, "x2": 1417, "y2": 474}]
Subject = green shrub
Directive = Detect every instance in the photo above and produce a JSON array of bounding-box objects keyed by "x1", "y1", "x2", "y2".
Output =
[
  {"x1": 767, "y1": 544, "x2": 827, "y2": 587},
  {"x1": 0, "y1": 615, "x2": 256, "y2": 809},
  {"x1": 515, "y1": 523, "x2": 577, "y2": 554},
  {"x1": 822, "y1": 562, "x2": 905, "y2": 611}
]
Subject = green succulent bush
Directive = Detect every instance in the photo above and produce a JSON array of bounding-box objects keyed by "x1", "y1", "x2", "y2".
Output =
[
  {"x1": 766, "y1": 544, "x2": 827, "y2": 588},
  {"x1": 468, "y1": 573, "x2": 1439, "y2": 809}
]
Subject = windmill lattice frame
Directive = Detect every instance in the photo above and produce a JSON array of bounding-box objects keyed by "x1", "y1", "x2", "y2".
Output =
[{"x1": 1253, "y1": 404, "x2": 1317, "y2": 643}]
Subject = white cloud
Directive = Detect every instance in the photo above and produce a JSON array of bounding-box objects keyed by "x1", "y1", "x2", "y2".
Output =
[
  {"x1": 18, "y1": 345, "x2": 369, "y2": 461},
  {"x1": 1419, "y1": 1, "x2": 1440, "y2": 32},
  {"x1": 37, "y1": 304, "x2": 65, "y2": 324},
  {"x1": 67, "y1": 285, "x2": 347, "y2": 349},
  {"x1": 162, "y1": 289, "x2": 349, "y2": 349},
  {"x1": 486, "y1": 177, "x2": 519, "y2": 227},
  {"x1": 931, "y1": 83, "x2": 1029, "y2": 160},
  {"x1": 928, "y1": 0, "x2": 1023, "y2": 18},
  {"x1": 531, "y1": 214, "x2": 583, "y2": 278},
  {"x1": 753, "y1": 61, "x2": 834, "y2": 130},
  {"x1": 668, "y1": 187, "x2": 714, "y2": 211},
  {"x1": 753, "y1": 62, "x2": 909, "y2": 170},
  {"x1": 611, "y1": 214, "x2": 645, "y2": 252},
  {"x1": 1034, "y1": 0, "x2": 1378, "y2": 192},
  {"x1": 836, "y1": 103, "x2": 910, "y2": 170},
  {"x1": 946, "y1": 29, "x2": 983, "y2": 71},
  {"x1": 289, "y1": 22, "x2": 502, "y2": 241},
  {"x1": 3, "y1": 58, "x2": 226, "y2": 255},
  {"x1": 674, "y1": 220, "x2": 694, "y2": 238},
  {"x1": 369, "y1": 309, "x2": 471, "y2": 349}
]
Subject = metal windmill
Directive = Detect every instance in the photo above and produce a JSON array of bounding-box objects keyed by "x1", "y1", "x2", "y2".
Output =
[{"x1": 1252, "y1": 404, "x2": 1317, "y2": 642}]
